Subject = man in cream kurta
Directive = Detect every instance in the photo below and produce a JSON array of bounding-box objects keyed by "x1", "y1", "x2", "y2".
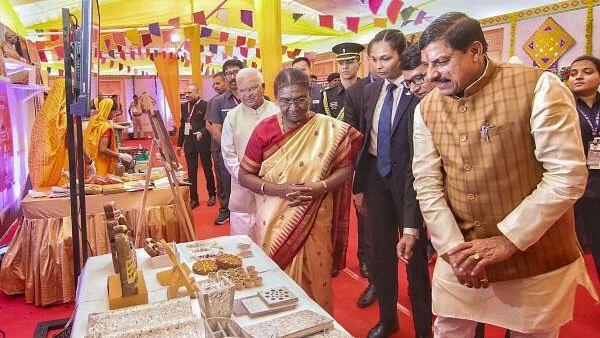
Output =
[
  {"x1": 413, "y1": 13, "x2": 597, "y2": 338},
  {"x1": 221, "y1": 68, "x2": 277, "y2": 239}
]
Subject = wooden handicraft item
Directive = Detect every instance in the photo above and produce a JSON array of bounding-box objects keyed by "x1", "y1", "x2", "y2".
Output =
[
  {"x1": 233, "y1": 286, "x2": 298, "y2": 318},
  {"x1": 195, "y1": 276, "x2": 236, "y2": 318},
  {"x1": 87, "y1": 297, "x2": 202, "y2": 338},
  {"x1": 241, "y1": 309, "x2": 334, "y2": 338},
  {"x1": 156, "y1": 239, "x2": 196, "y2": 299},
  {"x1": 144, "y1": 237, "x2": 179, "y2": 268},
  {"x1": 104, "y1": 203, "x2": 148, "y2": 310},
  {"x1": 204, "y1": 317, "x2": 244, "y2": 338}
]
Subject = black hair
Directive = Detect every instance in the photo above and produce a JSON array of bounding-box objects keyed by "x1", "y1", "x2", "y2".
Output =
[
  {"x1": 273, "y1": 68, "x2": 310, "y2": 98},
  {"x1": 400, "y1": 43, "x2": 423, "y2": 71},
  {"x1": 292, "y1": 56, "x2": 311, "y2": 68},
  {"x1": 571, "y1": 55, "x2": 600, "y2": 73},
  {"x1": 212, "y1": 71, "x2": 225, "y2": 78},
  {"x1": 367, "y1": 29, "x2": 407, "y2": 57},
  {"x1": 223, "y1": 59, "x2": 244, "y2": 72},
  {"x1": 419, "y1": 12, "x2": 488, "y2": 53},
  {"x1": 310, "y1": 74, "x2": 317, "y2": 80},
  {"x1": 327, "y1": 72, "x2": 340, "y2": 82}
]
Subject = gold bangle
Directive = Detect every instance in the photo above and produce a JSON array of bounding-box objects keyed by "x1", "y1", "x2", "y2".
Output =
[
  {"x1": 260, "y1": 182, "x2": 266, "y2": 195},
  {"x1": 320, "y1": 180, "x2": 328, "y2": 193}
]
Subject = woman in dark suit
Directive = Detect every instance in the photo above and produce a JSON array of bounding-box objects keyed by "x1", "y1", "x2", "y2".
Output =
[{"x1": 568, "y1": 55, "x2": 600, "y2": 279}]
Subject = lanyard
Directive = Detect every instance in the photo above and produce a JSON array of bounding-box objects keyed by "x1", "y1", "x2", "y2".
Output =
[
  {"x1": 578, "y1": 107, "x2": 600, "y2": 137},
  {"x1": 187, "y1": 100, "x2": 201, "y2": 123}
]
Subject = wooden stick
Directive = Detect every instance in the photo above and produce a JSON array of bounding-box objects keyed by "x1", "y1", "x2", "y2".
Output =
[{"x1": 135, "y1": 138, "x2": 156, "y2": 247}]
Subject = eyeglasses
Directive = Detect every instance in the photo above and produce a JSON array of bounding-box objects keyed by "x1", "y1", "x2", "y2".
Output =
[
  {"x1": 401, "y1": 74, "x2": 427, "y2": 88},
  {"x1": 239, "y1": 85, "x2": 261, "y2": 94},
  {"x1": 224, "y1": 69, "x2": 240, "y2": 77},
  {"x1": 278, "y1": 97, "x2": 310, "y2": 109}
]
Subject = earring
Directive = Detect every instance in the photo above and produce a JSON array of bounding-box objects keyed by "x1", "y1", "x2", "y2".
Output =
[{"x1": 473, "y1": 54, "x2": 479, "y2": 62}]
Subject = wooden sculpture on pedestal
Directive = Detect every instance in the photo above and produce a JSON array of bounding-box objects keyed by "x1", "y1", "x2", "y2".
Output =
[{"x1": 104, "y1": 203, "x2": 148, "y2": 309}]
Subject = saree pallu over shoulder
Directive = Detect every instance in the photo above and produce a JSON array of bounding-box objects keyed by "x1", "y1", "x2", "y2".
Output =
[{"x1": 247, "y1": 114, "x2": 361, "y2": 270}]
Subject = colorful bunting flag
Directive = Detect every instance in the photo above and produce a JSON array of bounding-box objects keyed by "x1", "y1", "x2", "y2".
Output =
[
  {"x1": 149, "y1": 52, "x2": 155, "y2": 61},
  {"x1": 240, "y1": 47, "x2": 248, "y2": 58},
  {"x1": 193, "y1": 11, "x2": 207, "y2": 25},
  {"x1": 100, "y1": 58, "x2": 106, "y2": 64},
  {"x1": 162, "y1": 30, "x2": 172, "y2": 43},
  {"x1": 292, "y1": 13, "x2": 304, "y2": 22},
  {"x1": 281, "y1": 46, "x2": 288, "y2": 55},
  {"x1": 35, "y1": 41, "x2": 45, "y2": 51},
  {"x1": 130, "y1": 50, "x2": 136, "y2": 60},
  {"x1": 54, "y1": 46, "x2": 64, "y2": 59},
  {"x1": 109, "y1": 60, "x2": 115, "y2": 68},
  {"x1": 216, "y1": 8, "x2": 228, "y2": 24},
  {"x1": 104, "y1": 39, "x2": 111, "y2": 51},
  {"x1": 141, "y1": 33, "x2": 152, "y2": 46},
  {"x1": 346, "y1": 17, "x2": 360, "y2": 33},
  {"x1": 205, "y1": 55, "x2": 212, "y2": 64},
  {"x1": 247, "y1": 38, "x2": 256, "y2": 48},
  {"x1": 38, "y1": 50, "x2": 48, "y2": 62},
  {"x1": 200, "y1": 27, "x2": 212, "y2": 38},
  {"x1": 127, "y1": 65, "x2": 131, "y2": 72},
  {"x1": 414, "y1": 10, "x2": 432, "y2": 25},
  {"x1": 126, "y1": 28, "x2": 142, "y2": 45},
  {"x1": 373, "y1": 18, "x2": 387, "y2": 27},
  {"x1": 209, "y1": 44, "x2": 218, "y2": 54},
  {"x1": 117, "y1": 44, "x2": 123, "y2": 52},
  {"x1": 225, "y1": 44, "x2": 233, "y2": 56},
  {"x1": 251, "y1": 61, "x2": 257, "y2": 68},
  {"x1": 108, "y1": 50, "x2": 115, "y2": 58},
  {"x1": 119, "y1": 63, "x2": 123, "y2": 71},
  {"x1": 241, "y1": 10, "x2": 253, "y2": 27},
  {"x1": 219, "y1": 31, "x2": 229, "y2": 43},
  {"x1": 184, "y1": 59, "x2": 190, "y2": 67},
  {"x1": 149, "y1": 23, "x2": 161, "y2": 36},
  {"x1": 319, "y1": 15, "x2": 334, "y2": 29},
  {"x1": 58, "y1": 69, "x2": 64, "y2": 76},
  {"x1": 47, "y1": 67, "x2": 52, "y2": 74},
  {"x1": 236, "y1": 36, "x2": 246, "y2": 47},
  {"x1": 387, "y1": 0, "x2": 404, "y2": 24},
  {"x1": 112, "y1": 31, "x2": 126, "y2": 46},
  {"x1": 120, "y1": 51, "x2": 126, "y2": 60},
  {"x1": 256, "y1": 48, "x2": 260, "y2": 58},
  {"x1": 168, "y1": 17, "x2": 180, "y2": 28},
  {"x1": 369, "y1": 0, "x2": 384, "y2": 14},
  {"x1": 50, "y1": 29, "x2": 60, "y2": 41}
]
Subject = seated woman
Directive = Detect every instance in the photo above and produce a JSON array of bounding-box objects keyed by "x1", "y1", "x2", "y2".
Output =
[
  {"x1": 83, "y1": 97, "x2": 132, "y2": 176},
  {"x1": 238, "y1": 68, "x2": 361, "y2": 313},
  {"x1": 568, "y1": 55, "x2": 600, "y2": 280}
]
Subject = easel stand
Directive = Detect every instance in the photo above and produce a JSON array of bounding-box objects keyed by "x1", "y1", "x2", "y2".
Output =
[{"x1": 134, "y1": 138, "x2": 195, "y2": 247}]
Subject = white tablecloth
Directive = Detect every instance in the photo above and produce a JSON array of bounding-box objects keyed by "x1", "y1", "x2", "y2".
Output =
[{"x1": 72, "y1": 235, "x2": 349, "y2": 337}]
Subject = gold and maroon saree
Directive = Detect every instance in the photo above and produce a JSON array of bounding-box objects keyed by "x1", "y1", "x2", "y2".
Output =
[{"x1": 241, "y1": 113, "x2": 361, "y2": 312}]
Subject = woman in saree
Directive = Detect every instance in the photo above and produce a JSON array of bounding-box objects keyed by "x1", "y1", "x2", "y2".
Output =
[
  {"x1": 239, "y1": 68, "x2": 362, "y2": 313},
  {"x1": 83, "y1": 97, "x2": 132, "y2": 176}
]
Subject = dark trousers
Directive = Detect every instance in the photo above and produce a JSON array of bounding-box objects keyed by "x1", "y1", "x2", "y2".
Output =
[
  {"x1": 575, "y1": 196, "x2": 600, "y2": 279},
  {"x1": 363, "y1": 158, "x2": 432, "y2": 335},
  {"x1": 357, "y1": 212, "x2": 373, "y2": 282},
  {"x1": 185, "y1": 150, "x2": 216, "y2": 202},
  {"x1": 211, "y1": 150, "x2": 230, "y2": 212}
]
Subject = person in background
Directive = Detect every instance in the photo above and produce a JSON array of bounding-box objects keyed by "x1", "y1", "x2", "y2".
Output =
[
  {"x1": 177, "y1": 84, "x2": 215, "y2": 209},
  {"x1": 569, "y1": 55, "x2": 600, "y2": 280},
  {"x1": 212, "y1": 72, "x2": 229, "y2": 95},
  {"x1": 292, "y1": 56, "x2": 322, "y2": 112},
  {"x1": 415, "y1": 12, "x2": 596, "y2": 337},
  {"x1": 343, "y1": 42, "x2": 380, "y2": 309},
  {"x1": 221, "y1": 68, "x2": 278, "y2": 238},
  {"x1": 239, "y1": 68, "x2": 361, "y2": 313},
  {"x1": 317, "y1": 43, "x2": 363, "y2": 123},
  {"x1": 128, "y1": 94, "x2": 144, "y2": 139},
  {"x1": 83, "y1": 97, "x2": 132, "y2": 176},
  {"x1": 326, "y1": 72, "x2": 340, "y2": 89},
  {"x1": 353, "y1": 30, "x2": 431, "y2": 338},
  {"x1": 206, "y1": 59, "x2": 245, "y2": 225}
]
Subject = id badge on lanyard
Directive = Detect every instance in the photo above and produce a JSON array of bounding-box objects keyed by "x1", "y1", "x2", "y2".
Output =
[
  {"x1": 184, "y1": 122, "x2": 191, "y2": 135},
  {"x1": 588, "y1": 137, "x2": 600, "y2": 170},
  {"x1": 184, "y1": 100, "x2": 200, "y2": 135}
]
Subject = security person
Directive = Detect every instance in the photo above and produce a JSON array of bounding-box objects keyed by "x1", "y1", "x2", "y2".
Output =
[{"x1": 317, "y1": 42, "x2": 364, "y2": 121}]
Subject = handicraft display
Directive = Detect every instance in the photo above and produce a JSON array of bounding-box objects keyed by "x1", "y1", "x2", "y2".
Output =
[
  {"x1": 241, "y1": 309, "x2": 334, "y2": 338},
  {"x1": 195, "y1": 276, "x2": 236, "y2": 318}
]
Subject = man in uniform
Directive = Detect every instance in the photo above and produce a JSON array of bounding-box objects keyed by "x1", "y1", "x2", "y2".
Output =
[{"x1": 317, "y1": 42, "x2": 364, "y2": 122}]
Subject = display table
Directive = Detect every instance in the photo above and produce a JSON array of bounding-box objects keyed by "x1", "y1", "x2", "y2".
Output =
[
  {"x1": 0, "y1": 187, "x2": 193, "y2": 306},
  {"x1": 71, "y1": 235, "x2": 349, "y2": 337}
]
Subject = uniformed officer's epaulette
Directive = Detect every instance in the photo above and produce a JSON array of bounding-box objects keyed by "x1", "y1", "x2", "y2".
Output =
[{"x1": 321, "y1": 87, "x2": 329, "y2": 92}]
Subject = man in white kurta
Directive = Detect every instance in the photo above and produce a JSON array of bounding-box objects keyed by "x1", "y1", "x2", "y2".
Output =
[
  {"x1": 221, "y1": 68, "x2": 277, "y2": 239},
  {"x1": 413, "y1": 12, "x2": 597, "y2": 338}
]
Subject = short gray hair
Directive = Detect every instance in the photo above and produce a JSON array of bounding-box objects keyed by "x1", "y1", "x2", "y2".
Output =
[{"x1": 236, "y1": 68, "x2": 264, "y2": 84}]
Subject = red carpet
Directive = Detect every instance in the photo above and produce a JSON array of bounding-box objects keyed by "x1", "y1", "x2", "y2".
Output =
[{"x1": 1, "y1": 138, "x2": 599, "y2": 337}]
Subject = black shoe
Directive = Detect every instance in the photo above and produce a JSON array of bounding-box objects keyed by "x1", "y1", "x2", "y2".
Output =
[
  {"x1": 359, "y1": 261, "x2": 370, "y2": 278},
  {"x1": 214, "y1": 210, "x2": 230, "y2": 225},
  {"x1": 190, "y1": 200, "x2": 199, "y2": 209},
  {"x1": 207, "y1": 195, "x2": 216, "y2": 206},
  {"x1": 357, "y1": 283, "x2": 376, "y2": 308},
  {"x1": 330, "y1": 268, "x2": 339, "y2": 277},
  {"x1": 367, "y1": 320, "x2": 399, "y2": 338}
]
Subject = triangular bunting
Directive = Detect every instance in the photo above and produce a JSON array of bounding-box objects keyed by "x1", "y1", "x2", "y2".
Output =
[
  {"x1": 148, "y1": 23, "x2": 161, "y2": 36},
  {"x1": 216, "y1": 8, "x2": 228, "y2": 24},
  {"x1": 120, "y1": 51, "x2": 126, "y2": 60},
  {"x1": 292, "y1": 13, "x2": 304, "y2": 22},
  {"x1": 168, "y1": 17, "x2": 180, "y2": 28},
  {"x1": 236, "y1": 36, "x2": 246, "y2": 47},
  {"x1": 219, "y1": 31, "x2": 229, "y2": 42},
  {"x1": 346, "y1": 17, "x2": 360, "y2": 33},
  {"x1": 38, "y1": 50, "x2": 48, "y2": 62},
  {"x1": 200, "y1": 27, "x2": 212, "y2": 38},
  {"x1": 373, "y1": 18, "x2": 387, "y2": 27},
  {"x1": 141, "y1": 33, "x2": 152, "y2": 46},
  {"x1": 126, "y1": 28, "x2": 142, "y2": 45},
  {"x1": 225, "y1": 45, "x2": 234, "y2": 56},
  {"x1": 209, "y1": 44, "x2": 218, "y2": 54},
  {"x1": 108, "y1": 49, "x2": 115, "y2": 58},
  {"x1": 240, "y1": 47, "x2": 248, "y2": 58},
  {"x1": 118, "y1": 63, "x2": 123, "y2": 71},
  {"x1": 319, "y1": 15, "x2": 334, "y2": 29},
  {"x1": 256, "y1": 48, "x2": 260, "y2": 58},
  {"x1": 35, "y1": 41, "x2": 45, "y2": 51},
  {"x1": 387, "y1": 0, "x2": 404, "y2": 24},
  {"x1": 162, "y1": 30, "x2": 172, "y2": 43},
  {"x1": 247, "y1": 38, "x2": 256, "y2": 48},
  {"x1": 112, "y1": 32, "x2": 126, "y2": 46},
  {"x1": 130, "y1": 50, "x2": 136, "y2": 60},
  {"x1": 193, "y1": 11, "x2": 207, "y2": 25},
  {"x1": 368, "y1": 0, "x2": 384, "y2": 14}
]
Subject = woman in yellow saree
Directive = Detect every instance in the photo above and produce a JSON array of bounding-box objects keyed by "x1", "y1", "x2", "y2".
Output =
[
  {"x1": 239, "y1": 68, "x2": 361, "y2": 313},
  {"x1": 83, "y1": 97, "x2": 131, "y2": 176}
]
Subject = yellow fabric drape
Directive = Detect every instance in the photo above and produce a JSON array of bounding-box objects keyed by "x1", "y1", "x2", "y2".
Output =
[
  {"x1": 0, "y1": 0, "x2": 26, "y2": 36},
  {"x1": 255, "y1": 0, "x2": 283, "y2": 99},
  {"x1": 83, "y1": 98, "x2": 117, "y2": 176},
  {"x1": 28, "y1": 78, "x2": 68, "y2": 189},
  {"x1": 154, "y1": 55, "x2": 182, "y2": 128},
  {"x1": 189, "y1": 26, "x2": 203, "y2": 95}
]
